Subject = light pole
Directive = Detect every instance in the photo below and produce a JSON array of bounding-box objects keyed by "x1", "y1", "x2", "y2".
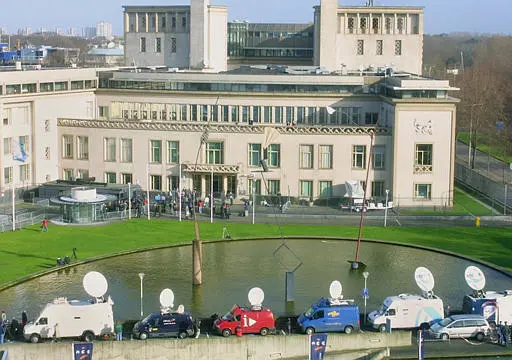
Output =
[
  {"x1": 210, "y1": 168, "x2": 214, "y2": 224},
  {"x1": 252, "y1": 178, "x2": 256, "y2": 225},
  {"x1": 467, "y1": 103, "x2": 483, "y2": 168},
  {"x1": 138, "y1": 272, "x2": 145, "y2": 318},
  {"x1": 363, "y1": 271, "x2": 369, "y2": 325},
  {"x1": 128, "y1": 183, "x2": 132, "y2": 220},
  {"x1": 146, "y1": 164, "x2": 150, "y2": 220},
  {"x1": 384, "y1": 189, "x2": 390, "y2": 227}
]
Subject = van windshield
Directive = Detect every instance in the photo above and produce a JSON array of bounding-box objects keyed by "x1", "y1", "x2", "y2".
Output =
[
  {"x1": 304, "y1": 307, "x2": 314, "y2": 318},
  {"x1": 379, "y1": 303, "x2": 389, "y2": 314},
  {"x1": 438, "y1": 317, "x2": 453, "y2": 327}
]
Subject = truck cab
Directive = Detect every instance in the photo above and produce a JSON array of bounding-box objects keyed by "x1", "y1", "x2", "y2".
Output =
[
  {"x1": 298, "y1": 298, "x2": 360, "y2": 335},
  {"x1": 214, "y1": 305, "x2": 275, "y2": 337}
]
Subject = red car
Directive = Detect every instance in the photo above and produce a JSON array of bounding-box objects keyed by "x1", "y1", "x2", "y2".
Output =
[{"x1": 214, "y1": 305, "x2": 275, "y2": 337}]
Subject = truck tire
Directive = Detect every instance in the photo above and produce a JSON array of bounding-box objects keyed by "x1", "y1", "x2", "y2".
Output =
[
  {"x1": 30, "y1": 334, "x2": 41, "y2": 343},
  {"x1": 475, "y1": 332, "x2": 485, "y2": 342},
  {"x1": 344, "y1": 326, "x2": 353, "y2": 334},
  {"x1": 178, "y1": 331, "x2": 187, "y2": 339},
  {"x1": 378, "y1": 324, "x2": 386, "y2": 332},
  {"x1": 83, "y1": 331, "x2": 95, "y2": 342},
  {"x1": 441, "y1": 333, "x2": 449, "y2": 341},
  {"x1": 260, "y1": 328, "x2": 269, "y2": 336},
  {"x1": 305, "y1": 327, "x2": 315, "y2": 335},
  {"x1": 222, "y1": 329, "x2": 231, "y2": 337},
  {"x1": 139, "y1": 332, "x2": 148, "y2": 340}
]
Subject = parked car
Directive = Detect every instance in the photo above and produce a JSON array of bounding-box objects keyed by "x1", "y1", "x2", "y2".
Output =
[
  {"x1": 428, "y1": 314, "x2": 491, "y2": 341},
  {"x1": 298, "y1": 298, "x2": 360, "y2": 334},
  {"x1": 132, "y1": 311, "x2": 195, "y2": 340}
]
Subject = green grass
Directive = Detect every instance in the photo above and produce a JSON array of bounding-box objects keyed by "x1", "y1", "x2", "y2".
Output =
[{"x1": 0, "y1": 220, "x2": 511, "y2": 288}]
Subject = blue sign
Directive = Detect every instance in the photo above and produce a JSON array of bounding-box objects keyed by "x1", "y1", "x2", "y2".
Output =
[
  {"x1": 496, "y1": 121, "x2": 505, "y2": 131},
  {"x1": 310, "y1": 333, "x2": 328, "y2": 360},
  {"x1": 73, "y1": 343, "x2": 93, "y2": 360},
  {"x1": 362, "y1": 288, "x2": 369, "y2": 298}
]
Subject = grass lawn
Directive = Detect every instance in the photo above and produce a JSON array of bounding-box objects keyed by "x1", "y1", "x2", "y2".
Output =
[{"x1": 0, "y1": 220, "x2": 511, "y2": 288}]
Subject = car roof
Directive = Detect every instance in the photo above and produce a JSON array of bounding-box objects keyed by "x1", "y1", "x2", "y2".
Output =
[{"x1": 449, "y1": 314, "x2": 486, "y2": 320}]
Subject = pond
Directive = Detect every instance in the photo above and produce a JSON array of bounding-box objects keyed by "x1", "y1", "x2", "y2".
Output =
[{"x1": 0, "y1": 239, "x2": 510, "y2": 322}]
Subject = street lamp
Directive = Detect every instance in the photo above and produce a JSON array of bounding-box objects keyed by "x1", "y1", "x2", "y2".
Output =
[
  {"x1": 128, "y1": 183, "x2": 132, "y2": 220},
  {"x1": 384, "y1": 189, "x2": 390, "y2": 227},
  {"x1": 362, "y1": 271, "x2": 369, "y2": 325},
  {"x1": 138, "y1": 272, "x2": 145, "y2": 318}
]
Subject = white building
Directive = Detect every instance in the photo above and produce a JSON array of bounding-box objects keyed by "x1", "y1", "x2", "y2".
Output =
[{"x1": 96, "y1": 21, "x2": 113, "y2": 40}]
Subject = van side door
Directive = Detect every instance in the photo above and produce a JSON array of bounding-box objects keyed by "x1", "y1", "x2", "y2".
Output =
[
  {"x1": 311, "y1": 310, "x2": 326, "y2": 332},
  {"x1": 160, "y1": 314, "x2": 178, "y2": 337}
]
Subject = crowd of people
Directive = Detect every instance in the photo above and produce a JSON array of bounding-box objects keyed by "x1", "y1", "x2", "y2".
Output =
[{"x1": 0, "y1": 310, "x2": 28, "y2": 344}]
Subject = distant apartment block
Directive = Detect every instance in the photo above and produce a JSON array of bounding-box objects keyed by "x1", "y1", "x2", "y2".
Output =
[
  {"x1": 17, "y1": 27, "x2": 32, "y2": 36},
  {"x1": 97, "y1": 21, "x2": 113, "y2": 39},
  {"x1": 83, "y1": 27, "x2": 97, "y2": 39}
]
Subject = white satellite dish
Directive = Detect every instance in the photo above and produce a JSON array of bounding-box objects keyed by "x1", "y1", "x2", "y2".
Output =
[
  {"x1": 159, "y1": 288, "x2": 175, "y2": 309},
  {"x1": 248, "y1": 287, "x2": 265, "y2": 307},
  {"x1": 329, "y1": 280, "x2": 343, "y2": 299},
  {"x1": 414, "y1": 267, "x2": 435, "y2": 292},
  {"x1": 465, "y1": 266, "x2": 486, "y2": 291},
  {"x1": 83, "y1": 271, "x2": 108, "y2": 298}
]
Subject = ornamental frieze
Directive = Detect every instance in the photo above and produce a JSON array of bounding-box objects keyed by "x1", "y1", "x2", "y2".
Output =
[{"x1": 57, "y1": 118, "x2": 390, "y2": 136}]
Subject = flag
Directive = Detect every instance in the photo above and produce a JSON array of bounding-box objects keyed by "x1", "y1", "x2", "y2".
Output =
[
  {"x1": 310, "y1": 333, "x2": 328, "y2": 360},
  {"x1": 326, "y1": 106, "x2": 336, "y2": 115},
  {"x1": 12, "y1": 140, "x2": 28, "y2": 162},
  {"x1": 73, "y1": 343, "x2": 93, "y2": 360}
]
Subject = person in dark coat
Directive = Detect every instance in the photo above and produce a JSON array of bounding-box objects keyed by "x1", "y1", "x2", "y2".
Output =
[{"x1": 21, "y1": 311, "x2": 27, "y2": 329}]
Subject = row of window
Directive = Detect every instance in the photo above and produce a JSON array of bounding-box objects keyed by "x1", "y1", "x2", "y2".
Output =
[
  {"x1": 357, "y1": 39, "x2": 402, "y2": 56},
  {"x1": 139, "y1": 37, "x2": 177, "y2": 54},
  {"x1": 128, "y1": 13, "x2": 187, "y2": 33},
  {"x1": 3, "y1": 164, "x2": 30, "y2": 184},
  {"x1": 106, "y1": 102, "x2": 382, "y2": 126},
  {"x1": 3, "y1": 80, "x2": 96, "y2": 96},
  {"x1": 346, "y1": 16, "x2": 417, "y2": 35}
]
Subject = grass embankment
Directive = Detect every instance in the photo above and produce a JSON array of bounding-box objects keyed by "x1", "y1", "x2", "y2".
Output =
[
  {"x1": 457, "y1": 132, "x2": 512, "y2": 163},
  {"x1": 0, "y1": 220, "x2": 511, "y2": 287}
]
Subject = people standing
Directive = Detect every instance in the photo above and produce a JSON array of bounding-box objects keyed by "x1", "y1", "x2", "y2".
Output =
[
  {"x1": 115, "y1": 321, "x2": 123, "y2": 341},
  {"x1": 41, "y1": 218, "x2": 49, "y2": 232},
  {"x1": 0, "y1": 311, "x2": 7, "y2": 344},
  {"x1": 21, "y1": 311, "x2": 28, "y2": 329}
]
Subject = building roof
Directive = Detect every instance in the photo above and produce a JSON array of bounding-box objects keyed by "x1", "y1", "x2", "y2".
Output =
[{"x1": 87, "y1": 48, "x2": 124, "y2": 56}]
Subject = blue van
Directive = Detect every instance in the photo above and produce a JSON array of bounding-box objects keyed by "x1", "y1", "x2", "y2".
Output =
[
  {"x1": 132, "y1": 311, "x2": 195, "y2": 340},
  {"x1": 298, "y1": 298, "x2": 360, "y2": 335}
]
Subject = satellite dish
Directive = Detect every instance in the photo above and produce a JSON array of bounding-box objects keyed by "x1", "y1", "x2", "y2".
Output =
[
  {"x1": 465, "y1": 266, "x2": 486, "y2": 291},
  {"x1": 83, "y1": 271, "x2": 108, "y2": 298},
  {"x1": 414, "y1": 267, "x2": 435, "y2": 292},
  {"x1": 159, "y1": 289, "x2": 175, "y2": 309},
  {"x1": 329, "y1": 280, "x2": 343, "y2": 299},
  {"x1": 248, "y1": 287, "x2": 265, "y2": 307}
]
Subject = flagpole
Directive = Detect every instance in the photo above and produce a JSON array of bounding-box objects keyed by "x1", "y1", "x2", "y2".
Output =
[
  {"x1": 178, "y1": 161, "x2": 182, "y2": 222},
  {"x1": 12, "y1": 181, "x2": 15, "y2": 231},
  {"x1": 146, "y1": 163, "x2": 150, "y2": 220},
  {"x1": 210, "y1": 168, "x2": 213, "y2": 224}
]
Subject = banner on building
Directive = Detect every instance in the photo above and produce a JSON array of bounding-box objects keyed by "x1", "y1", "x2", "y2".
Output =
[
  {"x1": 73, "y1": 342, "x2": 93, "y2": 360},
  {"x1": 310, "y1": 333, "x2": 328, "y2": 360}
]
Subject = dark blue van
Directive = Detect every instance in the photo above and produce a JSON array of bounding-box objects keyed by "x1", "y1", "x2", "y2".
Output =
[
  {"x1": 298, "y1": 298, "x2": 360, "y2": 335},
  {"x1": 133, "y1": 311, "x2": 195, "y2": 340}
]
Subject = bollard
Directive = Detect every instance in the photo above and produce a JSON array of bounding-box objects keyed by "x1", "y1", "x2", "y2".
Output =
[{"x1": 475, "y1": 216, "x2": 481, "y2": 227}]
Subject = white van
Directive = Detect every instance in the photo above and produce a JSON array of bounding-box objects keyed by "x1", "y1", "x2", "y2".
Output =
[
  {"x1": 24, "y1": 297, "x2": 114, "y2": 343},
  {"x1": 368, "y1": 293, "x2": 444, "y2": 332}
]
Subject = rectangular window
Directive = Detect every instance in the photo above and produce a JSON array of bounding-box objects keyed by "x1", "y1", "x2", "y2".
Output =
[
  {"x1": 372, "y1": 145, "x2": 385, "y2": 169},
  {"x1": 267, "y1": 144, "x2": 281, "y2": 168},
  {"x1": 104, "y1": 137, "x2": 116, "y2": 162},
  {"x1": 307, "y1": 107, "x2": 315, "y2": 124},
  {"x1": 140, "y1": 37, "x2": 146, "y2": 52},
  {"x1": 63, "y1": 168, "x2": 73, "y2": 181},
  {"x1": 348, "y1": 17, "x2": 355, "y2": 33},
  {"x1": 297, "y1": 107, "x2": 305, "y2": 124},
  {"x1": 122, "y1": 173, "x2": 133, "y2": 184},
  {"x1": 150, "y1": 175, "x2": 162, "y2": 191},
  {"x1": 415, "y1": 144, "x2": 433, "y2": 173},
  {"x1": 242, "y1": 106, "x2": 249, "y2": 123},
  {"x1": 222, "y1": 105, "x2": 229, "y2": 122},
  {"x1": 248, "y1": 179, "x2": 261, "y2": 195},
  {"x1": 150, "y1": 140, "x2": 162, "y2": 163},
  {"x1": 300, "y1": 145, "x2": 314, "y2": 169},
  {"x1": 365, "y1": 112, "x2": 379, "y2": 125},
  {"x1": 105, "y1": 172, "x2": 116, "y2": 184},
  {"x1": 372, "y1": 17, "x2": 380, "y2": 34},
  {"x1": 376, "y1": 40, "x2": 383, "y2": 55},
  {"x1": 40, "y1": 82, "x2": 54, "y2": 92},
  {"x1": 4, "y1": 167, "x2": 12, "y2": 184},
  {"x1": 200, "y1": 105, "x2": 208, "y2": 121},
  {"x1": 99, "y1": 106, "x2": 108, "y2": 118},
  {"x1": 191, "y1": 105, "x2": 198, "y2": 121},
  {"x1": 19, "y1": 164, "x2": 30, "y2": 182},
  {"x1": 182, "y1": 16, "x2": 187, "y2": 28},
  {"x1": 3, "y1": 137, "x2": 11, "y2": 155},
  {"x1": 231, "y1": 106, "x2": 239, "y2": 122},
  {"x1": 275, "y1": 107, "x2": 283, "y2": 124},
  {"x1": 120, "y1": 138, "x2": 133, "y2": 163},
  {"x1": 415, "y1": 184, "x2": 432, "y2": 200},
  {"x1": 180, "y1": 104, "x2": 188, "y2": 121},
  {"x1": 54, "y1": 82, "x2": 68, "y2": 91},
  {"x1": 248, "y1": 144, "x2": 262, "y2": 167},
  {"x1": 156, "y1": 37, "x2": 161, "y2": 53},
  {"x1": 263, "y1": 106, "x2": 271, "y2": 123},
  {"x1": 352, "y1": 145, "x2": 366, "y2": 169},
  {"x1": 62, "y1": 135, "x2": 73, "y2": 159},
  {"x1": 340, "y1": 107, "x2": 362, "y2": 125},
  {"x1": 167, "y1": 141, "x2": 179, "y2": 164},
  {"x1": 18, "y1": 136, "x2": 29, "y2": 153},
  {"x1": 395, "y1": 40, "x2": 402, "y2": 55},
  {"x1": 372, "y1": 181, "x2": 385, "y2": 197},
  {"x1": 285, "y1": 106, "x2": 294, "y2": 124},
  {"x1": 161, "y1": 16, "x2": 166, "y2": 29},
  {"x1": 77, "y1": 169, "x2": 89, "y2": 180},
  {"x1": 299, "y1": 180, "x2": 313, "y2": 198},
  {"x1": 252, "y1": 106, "x2": 260, "y2": 123},
  {"x1": 171, "y1": 17, "x2": 176, "y2": 28},
  {"x1": 211, "y1": 105, "x2": 218, "y2": 122},
  {"x1": 319, "y1": 145, "x2": 333, "y2": 169},
  {"x1": 319, "y1": 181, "x2": 333, "y2": 197},
  {"x1": 171, "y1": 37, "x2": 177, "y2": 53},
  {"x1": 267, "y1": 179, "x2": 280, "y2": 195},
  {"x1": 206, "y1": 142, "x2": 224, "y2": 164},
  {"x1": 357, "y1": 40, "x2": 364, "y2": 55},
  {"x1": 77, "y1": 136, "x2": 89, "y2": 160},
  {"x1": 70, "y1": 81, "x2": 83, "y2": 90}
]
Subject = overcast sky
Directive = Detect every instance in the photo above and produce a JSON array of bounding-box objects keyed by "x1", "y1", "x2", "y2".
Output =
[{"x1": 1, "y1": 0, "x2": 510, "y2": 35}]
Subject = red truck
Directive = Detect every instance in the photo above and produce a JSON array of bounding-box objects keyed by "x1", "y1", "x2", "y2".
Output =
[{"x1": 214, "y1": 305, "x2": 275, "y2": 337}]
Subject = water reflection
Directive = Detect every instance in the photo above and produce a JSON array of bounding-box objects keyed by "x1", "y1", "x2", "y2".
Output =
[{"x1": 0, "y1": 239, "x2": 510, "y2": 322}]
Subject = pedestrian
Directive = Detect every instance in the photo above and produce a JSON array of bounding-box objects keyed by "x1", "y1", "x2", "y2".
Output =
[
  {"x1": 497, "y1": 322, "x2": 505, "y2": 346},
  {"x1": 0, "y1": 311, "x2": 7, "y2": 345},
  {"x1": 115, "y1": 321, "x2": 123, "y2": 341},
  {"x1": 10, "y1": 317, "x2": 20, "y2": 340},
  {"x1": 198, "y1": 200, "x2": 203, "y2": 214},
  {"x1": 41, "y1": 218, "x2": 49, "y2": 232},
  {"x1": 21, "y1": 311, "x2": 27, "y2": 329},
  {"x1": 504, "y1": 321, "x2": 511, "y2": 347}
]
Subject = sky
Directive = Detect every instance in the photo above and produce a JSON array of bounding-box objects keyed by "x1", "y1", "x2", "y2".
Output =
[{"x1": 1, "y1": 0, "x2": 511, "y2": 36}]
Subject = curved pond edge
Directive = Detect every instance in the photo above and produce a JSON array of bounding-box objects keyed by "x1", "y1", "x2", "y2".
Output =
[{"x1": 1, "y1": 236, "x2": 510, "y2": 292}]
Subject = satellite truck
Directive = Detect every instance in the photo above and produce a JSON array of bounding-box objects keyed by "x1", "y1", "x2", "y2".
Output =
[
  {"x1": 462, "y1": 265, "x2": 512, "y2": 324},
  {"x1": 368, "y1": 267, "x2": 444, "y2": 332},
  {"x1": 23, "y1": 271, "x2": 114, "y2": 343}
]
